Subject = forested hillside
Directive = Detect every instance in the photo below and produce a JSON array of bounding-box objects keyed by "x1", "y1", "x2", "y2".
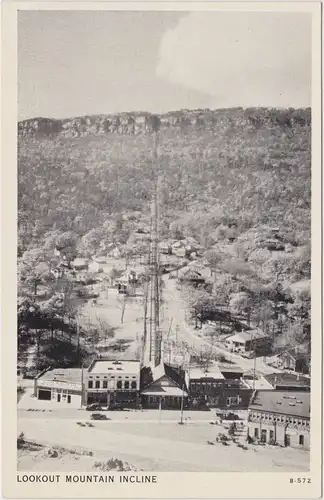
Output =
[
  {"x1": 18, "y1": 107, "x2": 311, "y2": 255},
  {"x1": 18, "y1": 107, "x2": 311, "y2": 371}
]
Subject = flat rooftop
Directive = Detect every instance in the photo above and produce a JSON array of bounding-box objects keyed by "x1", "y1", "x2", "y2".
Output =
[
  {"x1": 37, "y1": 368, "x2": 82, "y2": 390},
  {"x1": 243, "y1": 376, "x2": 274, "y2": 390},
  {"x1": 218, "y1": 363, "x2": 244, "y2": 373},
  {"x1": 265, "y1": 373, "x2": 310, "y2": 389},
  {"x1": 249, "y1": 390, "x2": 310, "y2": 418},
  {"x1": 189, "y1": 367, "x2": 225, "y2": 380},
  {"x1": 88, "y1": 359, "x2": 141, "y2": 375}
]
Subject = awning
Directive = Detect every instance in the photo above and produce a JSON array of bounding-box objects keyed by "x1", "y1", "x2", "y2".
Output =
[{"x1": 142, "y1": 386, "x2": 188, "y2": 397}]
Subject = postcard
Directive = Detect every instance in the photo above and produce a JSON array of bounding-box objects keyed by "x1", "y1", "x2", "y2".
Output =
[{"x1": 1, "y1": 1, "x2": 322, "y2": 498}]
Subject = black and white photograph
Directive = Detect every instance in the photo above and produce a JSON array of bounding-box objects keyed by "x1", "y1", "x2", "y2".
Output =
[{"x1": 5, "y1": 1, "x2": 320, "y2": 491}]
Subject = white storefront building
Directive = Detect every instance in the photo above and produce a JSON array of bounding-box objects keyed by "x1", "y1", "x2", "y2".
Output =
[{"x1": 34, "y1": 368, "x2": 83, "y2": 408}]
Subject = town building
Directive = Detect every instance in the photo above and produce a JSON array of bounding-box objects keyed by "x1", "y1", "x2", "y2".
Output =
[
  {"x1": 187, "y1": 365, "x2": 253, "y2": 409},
  {"x1": 187, "y1": 366, "x2": 225, "y2": 408},
  {"x1": 247, "y1": 390, "x2": 310, "y2": 449},
  {"x1": 225, "y1": 330, "x2": 271, "y2": 354},
  {"x1": 140, "y1": 363, "x2": 188, "y2": 409},
  {"x1": 34, "y1": 368, "x2": 83, "y2": 407},
  {"x1": 86, "y1": 359, "x2": 141, "y2": 406}
]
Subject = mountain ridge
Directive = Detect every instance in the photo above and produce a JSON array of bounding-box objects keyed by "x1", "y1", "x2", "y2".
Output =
[{"x1": 18, "y1": 107, "x2": 311, "y2": 139}]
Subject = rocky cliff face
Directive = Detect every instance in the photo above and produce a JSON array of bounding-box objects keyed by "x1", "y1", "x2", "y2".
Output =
[{"x1": 18, "y1": 108, "x2": 311, "y2": 139}]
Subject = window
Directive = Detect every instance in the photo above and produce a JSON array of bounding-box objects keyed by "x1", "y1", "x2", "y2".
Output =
[
  {"x1": 103, "y1": 380, "x2": 108, "y2": 389},
  {"x1": 124, "y1": 381, "x2": 130, "y2": 390},
  {"x1": 67, "y1": 395, "x2": 71, "y2": 404},
  {"x1": 116, "y1": 380, "x2": 122, "y2": 389},
  {"x1": 254, "y1": 428, "x2": 259, "y2": 438},
  {"x1": 299, "y1": 435, "x2": 304, "y2": 446},
  {"x1": 95, "y1": 381, "x2": 100, "y2": 389},
  {"x1": 131, "y1": 381, "x2": 137, "y2": 390},
  {"x1": 88, "y1": 381, "x2": 93, "y2": 389},
  {"x1": 269, "y1": 430, "x2": 274, "y2": 441}
]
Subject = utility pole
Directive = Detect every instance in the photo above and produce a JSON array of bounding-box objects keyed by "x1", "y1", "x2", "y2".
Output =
[
  {"x1": 252, "y1": 332, "x2": 257, "y2": 391},
  {"x1": 180, "y1": 384, "x2": 185, "y2": 424},
  {"x1": 80, "y1": 364, "x2": 84, "y2": 408}
]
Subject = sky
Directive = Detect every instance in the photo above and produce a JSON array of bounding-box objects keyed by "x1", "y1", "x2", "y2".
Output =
[{"x1": 18, "y1": 10, "x2": 311, "y2": 121}]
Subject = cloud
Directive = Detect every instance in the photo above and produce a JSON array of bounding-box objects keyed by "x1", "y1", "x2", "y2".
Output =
[{"x1": 156, "y1": 12, "x2": 311, "y2": 108}]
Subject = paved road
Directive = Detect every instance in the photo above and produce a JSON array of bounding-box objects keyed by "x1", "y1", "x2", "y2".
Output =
[{"x1": 17, "y1": 417, "x2": 309, "y2": 472}]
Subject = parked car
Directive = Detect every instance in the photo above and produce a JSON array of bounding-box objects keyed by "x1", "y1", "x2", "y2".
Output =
[
  {"x1": 108, "y1": 402, "x2": 124, "y2": 411},
  {"x1": 86, "y1": 403, "x2": 104, "y2": 411},
  {"x1": 222, "y1": 412, "x2": 240, "y2": 421},
  {"x1": 90, "y1": 413, "x2": 108, "y2": 420}
]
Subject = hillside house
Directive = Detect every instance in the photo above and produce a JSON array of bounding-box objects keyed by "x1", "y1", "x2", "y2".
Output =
[
  {"x1": 225, "y1": 330, "x2": 271, "y2": 354},
  {"x1": 159, "y1": 242, "x2": 172, "y2": 255},
  {"x1": 247, "y1": 390, "x2": 310, "y2": 449},
  {"x1": 88, "y1": 261, "x2": 103, "y2": 273},
  {"x1": 178, "y1": 268, "x2": 205, "y2": 288},
  {"x1": 140, "y1": 363, "x2": 188, "y2": 409},
  {"x1": 71, "y1": 258, "x2": 89, "y2": 271},
  {"x1": 271, "y1": 348, "x2": 310, "y2": 375},
  {"x1": 108, "y1": 247, "x2": 121, "y2": 259},
  {"x1": 115, "y1": 270, "x2": 138, "y2": 295}
]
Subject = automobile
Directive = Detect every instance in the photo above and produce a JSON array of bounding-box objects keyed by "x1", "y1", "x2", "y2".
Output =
[
  {"x1": 108, "y1": 402, "x2": 124, "y2": 411},
  {"x1": 90, "y1": 413, "x2": 108, "y2": 420},
  {"x1": 86, "y1": 403, "x2": 104, "y2": 411},
  {"x1": 222, "y1": 412, "x2": 240, "y2": 421}
]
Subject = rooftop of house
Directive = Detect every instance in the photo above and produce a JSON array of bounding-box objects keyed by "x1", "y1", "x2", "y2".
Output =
[
  {"x1": 227, "y1": 330, "x2": 269, "y2": 342},
  {"x1": 249, "y1": 390, "x2": 310, "y2": 418},
  {"x1": 276, "y1": 344, "x2": 310, "y2": 361},
  {"x1": 37, "y1": 368, "x2": 83, "y2": 390},
  {"x1": 88, "y1": 359, "x2": 141, "y2": 375},
  {"x1": 178, "y1": 268, "x2": 204, "y2": 280},
  {"x1": 189, "y1": 366, "x2": 225, "y2": 380},
  {"x1": 264, "y1": 373, "x2": 311, "y2": 389}
]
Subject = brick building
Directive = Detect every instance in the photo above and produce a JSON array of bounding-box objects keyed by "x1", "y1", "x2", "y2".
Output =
[
  {"x1": 187, "y1": 365, "x2": 253, "y2": 409},
  {"x1": 247, "y1": 390, "x2": 310, "y2": 449}
]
